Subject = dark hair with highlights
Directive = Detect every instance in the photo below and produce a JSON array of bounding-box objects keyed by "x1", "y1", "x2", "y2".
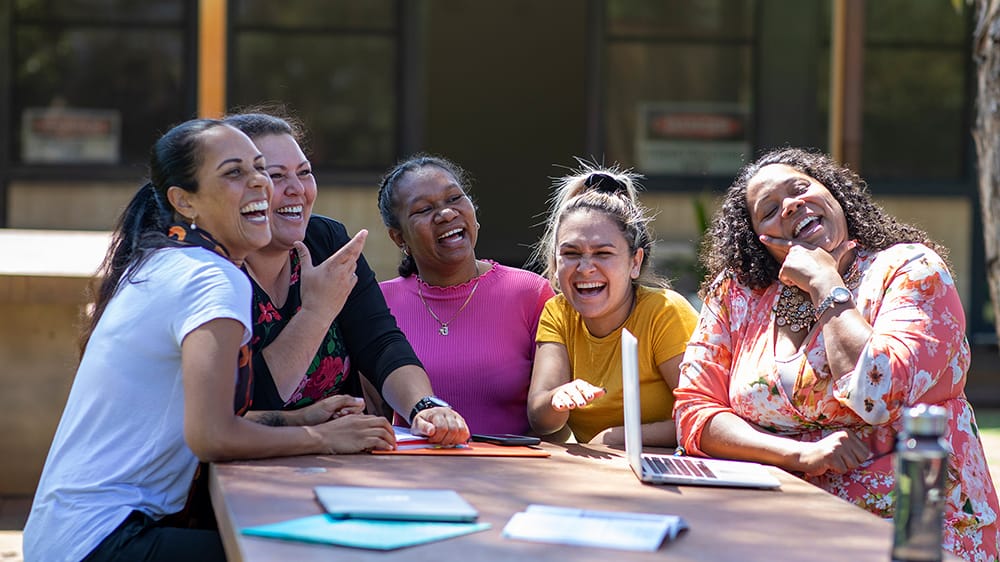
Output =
[
  {"x1": 532, "y1": 161, "x2": 662, "y2": 293},
  {"x1": 81, "y1": 118, "x2": 228, "y2": 354},
  {"x1": 376, "y1": 154, "x2": 473, "y2": 278},
  {"x1": 700, "y1": 147, "x2": 945, "y2": 295},
  {"x1": 223, "y1": 104, "x2": 307, "y2": 149}
]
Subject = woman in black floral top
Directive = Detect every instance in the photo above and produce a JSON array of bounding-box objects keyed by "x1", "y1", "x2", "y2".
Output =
[{"x1": 225, "y1": 110, "x2": 469, "y2": 445}]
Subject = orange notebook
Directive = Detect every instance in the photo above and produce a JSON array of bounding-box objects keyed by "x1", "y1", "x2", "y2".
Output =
[{"x1": 372, "y1": 442, "x2": 550, "y2": 457}]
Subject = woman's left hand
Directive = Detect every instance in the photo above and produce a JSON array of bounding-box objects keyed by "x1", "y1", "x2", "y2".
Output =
[
  {"x1": 794, "y1": 429, "x2": 871, "y2": 477},
  {"x1": 411, "y1": 407, "x2": 471, "y2": 446}
]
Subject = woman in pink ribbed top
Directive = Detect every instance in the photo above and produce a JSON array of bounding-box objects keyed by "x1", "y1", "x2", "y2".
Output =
[{"x1": 377, "y1": 155, "x2": 554, "y2": 434}]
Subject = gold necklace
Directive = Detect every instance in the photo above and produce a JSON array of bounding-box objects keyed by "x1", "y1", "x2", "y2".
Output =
[{"x1": 417, "y1": 271, "x2": 482, "y2": 336}]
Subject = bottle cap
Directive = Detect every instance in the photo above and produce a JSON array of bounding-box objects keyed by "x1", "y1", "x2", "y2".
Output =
[{"x1": 903, "y1": 404, "x2": 947, "y2": 436}]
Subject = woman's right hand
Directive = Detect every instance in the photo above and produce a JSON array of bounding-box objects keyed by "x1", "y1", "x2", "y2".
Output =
[
  {"x1": 307, "y1": 413, "x2": 396, "y2": 454},
  {"x1": 760, "y1": 235, "x2": 856, "y2": 297},
  {"x1": 550, "y1": 380, "x2": 606, "y2": 411},
  {"x1": 794, "y1": 430, "x2": 870, "y2": 477},
  {"x1": 294, "y1": 229, "x2": 367, "y2": 323},
  {"x1": 295, "y1": 395, "x2": 366, "y2": 426}
]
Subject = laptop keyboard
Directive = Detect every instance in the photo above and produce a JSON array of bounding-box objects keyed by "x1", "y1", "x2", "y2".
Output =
[{"x1": 646, "y1": 455, "x2": 718, "y2": 479}]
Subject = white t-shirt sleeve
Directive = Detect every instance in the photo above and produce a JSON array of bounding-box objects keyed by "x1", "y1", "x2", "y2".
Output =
[{"x1": 171, "y1": 251, "x2": 253, "y2": 347}]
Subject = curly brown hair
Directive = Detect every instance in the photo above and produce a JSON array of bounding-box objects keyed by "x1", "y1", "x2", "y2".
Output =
[{"x1": 700, "y1": 147, "x2": 945, "y2": 295}]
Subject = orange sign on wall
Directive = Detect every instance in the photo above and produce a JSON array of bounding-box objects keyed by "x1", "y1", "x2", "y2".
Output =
[{"x1": 636, "y1": 102, "x2": 750, "y2": 175}]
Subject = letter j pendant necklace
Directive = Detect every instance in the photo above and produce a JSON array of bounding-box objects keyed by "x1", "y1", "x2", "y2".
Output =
[{"x1": 417, "y1": 275, "x2": 481, "y2": 336}]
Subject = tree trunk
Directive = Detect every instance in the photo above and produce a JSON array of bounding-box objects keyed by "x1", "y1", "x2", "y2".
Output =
[{"x1": 971, "y1": 0, "x2": 1000, "y2": 342}]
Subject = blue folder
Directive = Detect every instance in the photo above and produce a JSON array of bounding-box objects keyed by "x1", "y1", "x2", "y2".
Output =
[{"x1": 242, "y1": 514, "x2": 491, "y2": 550}]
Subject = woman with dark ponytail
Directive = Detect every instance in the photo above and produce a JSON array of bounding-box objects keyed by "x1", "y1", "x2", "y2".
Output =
[
  {"x1": 526, "y1": 163, "x2": 698, "y2": 446},
  {"x1": 24, "y1": 119, "x2": 394, "y2": 562},
  {"x1": 377, "y1": 155, "x2": 554, "y2": 435}
]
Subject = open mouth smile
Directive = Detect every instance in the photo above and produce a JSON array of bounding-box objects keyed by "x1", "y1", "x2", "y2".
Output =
[
  {"x1": 240, "y1": 200, "x2": 269, "y2": 222},
  {"x1": 274, "y1": 204, "x2": 304, "y2": 219},
  {"x1": 438, "y1": 227, "x2": 465, "y2": 242},
  {"x1": 793, "y1": 215, "x2": 819, "y2": 238},
  {"x1": 574, "y1": 281, "x2": 606, "y2": 296}
]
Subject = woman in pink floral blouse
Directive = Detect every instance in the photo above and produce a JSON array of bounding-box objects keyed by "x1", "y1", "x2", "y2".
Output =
[{"x1": 674, "y1": 148, "x2": 998, "y2": 560}]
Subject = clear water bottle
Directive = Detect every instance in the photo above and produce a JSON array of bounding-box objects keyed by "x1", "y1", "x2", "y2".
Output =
[{"x1": 891, "y1": 404, "x2": 949, "y2": 562}]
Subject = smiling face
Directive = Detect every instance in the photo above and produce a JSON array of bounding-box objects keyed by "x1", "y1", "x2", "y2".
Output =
[
  {"x1": 745, "y1": 163, "x2": 849, "y2": 263},
  {"x1": 252, "y1": 133, "x2": 317, "y2": 251},
  {"x1": 387, "y1": 165, "x2": 479, "y2": 281},
  {"x1": 173, "y1": 125, "x2": 273, "y2": 262},
  {"x1": 555, "y1": 208, "x2": 643, "y2": 337}
]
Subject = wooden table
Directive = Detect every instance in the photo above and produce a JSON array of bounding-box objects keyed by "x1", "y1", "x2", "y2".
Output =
[{"x1": 209, "y1": 443, "x2": 919, "y2": 561}]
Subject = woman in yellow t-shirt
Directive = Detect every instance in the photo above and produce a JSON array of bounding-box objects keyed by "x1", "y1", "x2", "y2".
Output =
[{"x1": 527, "y1": 164, "x2": 698, "y2": 446}]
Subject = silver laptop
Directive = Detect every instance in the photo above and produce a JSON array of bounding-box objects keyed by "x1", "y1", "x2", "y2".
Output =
[
  {"x1": 314, "y1": 485, "x2": 479, "y2": 522},
  {"x1": 621, "y1": 329, "x2": 781, "y2": 489}
]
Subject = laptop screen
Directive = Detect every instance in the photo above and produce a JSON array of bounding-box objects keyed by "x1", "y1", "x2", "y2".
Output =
[
  {"x1": 618, "y1": 328, "x2": 782, "y2": 489},
  {"x1": 621, "y1": 328, "x2": 644, "y2": 476}
]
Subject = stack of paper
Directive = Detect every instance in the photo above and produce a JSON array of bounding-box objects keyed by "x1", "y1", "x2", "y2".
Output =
[
  {"x1": 502, "y1": 504, "x2": 687, "y2": 552},
  {"x1": 393, "y1": 426, "x2": 471, "y2": 450}
]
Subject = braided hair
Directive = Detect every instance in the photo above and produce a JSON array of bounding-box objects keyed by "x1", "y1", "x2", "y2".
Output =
[{"x1": 376, "y1": 154, "x2": 472, "y2": 277}]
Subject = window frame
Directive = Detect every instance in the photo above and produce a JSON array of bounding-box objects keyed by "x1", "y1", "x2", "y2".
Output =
[
  {"x1": 4, "y1": 0, "x2": 199, "y2": 184},
  {"x1": 590, "y1": 0, "x2": 758, "y2": 192},
  {"x1": 225, "y1": 0, "x2": 406, "y2": 178}
]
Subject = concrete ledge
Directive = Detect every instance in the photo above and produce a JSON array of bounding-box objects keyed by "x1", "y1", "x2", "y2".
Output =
[
  {"x1": 0, "y1": 229, "x2": 110, "y2": 305},
  {"x1": 0, "y1": 229, "x2": 110, "y2": 278}
]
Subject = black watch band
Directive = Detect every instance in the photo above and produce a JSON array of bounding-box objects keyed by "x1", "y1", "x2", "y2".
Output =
[{"x1": 408, "y1": 396, "x2": 450, "y2": 423}]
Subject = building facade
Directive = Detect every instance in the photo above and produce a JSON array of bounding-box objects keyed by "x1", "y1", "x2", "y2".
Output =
[{"x1": 0, "y1": 0, "x2": 992, "y2": 492}]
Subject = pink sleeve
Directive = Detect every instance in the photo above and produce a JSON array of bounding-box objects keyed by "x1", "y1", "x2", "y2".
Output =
[
  {"x1": 836, "y1": 248, "x2": 970, "y2": 425},
  {"x1": 673, "y1": 278, "x2": 738, "y2": 456}
]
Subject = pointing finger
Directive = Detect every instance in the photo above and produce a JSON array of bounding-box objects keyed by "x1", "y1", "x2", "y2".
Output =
[
  {"x1": 329, "y1": 229, "x2": 367, "y2": 265},
  {"x1": 758, "y1": 234, "x2": 794, "y2": 250}
]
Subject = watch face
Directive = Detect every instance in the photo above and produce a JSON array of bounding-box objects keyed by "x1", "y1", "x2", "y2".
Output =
[
  {"x1": 410, "y1": 395, "x2": 451, "y2": 423},
  {"x1": 833, "y1": 287, "x2": 852, "y2": 303},
  {"x1": 426, "y1": 396, "x2": 450, "y2": 408}
]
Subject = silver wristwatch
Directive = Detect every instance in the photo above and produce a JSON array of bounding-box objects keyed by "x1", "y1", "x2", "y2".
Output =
[
  {"x1": 815, "y1": 286, "x2": 852, "y2": 320},
  {"x1": 409, "y1": 396, "x2": 450, "y2": 423}
]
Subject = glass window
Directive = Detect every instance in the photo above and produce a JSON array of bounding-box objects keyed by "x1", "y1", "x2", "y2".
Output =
[
  {"x1": 230, "y1": 1, "x2": 398, "y2": 170},
  {"x1": 11, "y1": 0, "x2": 191, "y2": 166},
  {"x1": 607, "y1": 0, "x2": 754, "y2": 38},
  {"x1": 14, "y1": 0, "x2": 184, "y2": 22},
  {"x1": 234, "y1": 0, "x2": 394, "y2": 30},
  {"x1": 818, "y1": 0, "x2": 968, "y2": 180},
  {"x1": 604, "y1": 0, "x2": 756, "y2": 177}
]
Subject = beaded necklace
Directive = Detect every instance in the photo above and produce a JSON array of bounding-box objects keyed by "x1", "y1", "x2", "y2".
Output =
[{"x1": 772, "y1": 255, "x2": 862, "y2": 333}]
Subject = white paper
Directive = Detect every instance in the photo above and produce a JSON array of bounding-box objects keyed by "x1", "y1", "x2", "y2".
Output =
[
  {"x1": 390, "y1": 426, "x2": 470, "y2": 451},
  {"x1": 502, "y1": 504, "x2": 687, "y2": 552},
  {"x1": 392, "y1": 426, "x2": 426, "y2": 443}
]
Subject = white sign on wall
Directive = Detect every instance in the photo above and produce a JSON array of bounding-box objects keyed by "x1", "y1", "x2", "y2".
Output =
[
  {"x1": 635, "y1": 102, "x2": 749, "y2": 175},
  {"x1": 21, "y1": 107, "x2": 121, "y2": 164}
]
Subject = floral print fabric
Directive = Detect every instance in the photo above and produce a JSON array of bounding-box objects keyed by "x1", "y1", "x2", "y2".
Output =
[
  {"x1": 250, "y1": 249, "x2": 351, "y2": 409},
  {"x1": 674, "y1": 244, "x2": 999, "y2": 561}
]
